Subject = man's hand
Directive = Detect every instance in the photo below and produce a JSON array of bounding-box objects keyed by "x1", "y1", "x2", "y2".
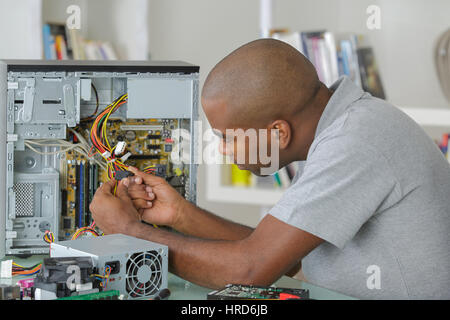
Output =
[
  {"x1": 124, "y1": 167, "x2": 187, "y2": 229},
  {"x1": 89, "y1": 179, "x2": 142, "y2": 235}
]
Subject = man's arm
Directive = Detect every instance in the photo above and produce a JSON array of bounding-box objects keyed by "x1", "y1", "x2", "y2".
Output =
[
  {"x1": 173, "y1": 201, "x2": 253, "y2": 240},
  {"x1": 127, "y1": 167, "x2": 253, "y2": 240},
  {"x1": 90, "y1": 180, "x2": 323, "y2": 289}
]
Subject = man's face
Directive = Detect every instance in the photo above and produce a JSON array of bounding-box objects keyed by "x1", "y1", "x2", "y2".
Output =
[{"x1": 203, "y1": 98, "x2": 280, "y2": 176}]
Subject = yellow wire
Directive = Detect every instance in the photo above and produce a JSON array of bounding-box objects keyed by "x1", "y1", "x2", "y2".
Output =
[{"x1": 102, "y1": 94, "x2": 127, "y2": 152}]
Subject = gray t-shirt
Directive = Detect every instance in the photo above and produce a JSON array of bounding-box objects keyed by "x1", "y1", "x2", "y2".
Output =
[{"x1": 270, "y1": 76, "x2": 450, "y2": 299}]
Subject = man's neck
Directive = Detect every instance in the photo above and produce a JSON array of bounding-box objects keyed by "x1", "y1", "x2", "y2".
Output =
[{"x1": 288, "y1": 84, "x2": 332, "y2": 162}]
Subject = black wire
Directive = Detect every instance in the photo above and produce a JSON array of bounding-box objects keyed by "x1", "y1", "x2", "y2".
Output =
[{"x1": 81, "y1": 83, "x2": 100, "y2": 121}]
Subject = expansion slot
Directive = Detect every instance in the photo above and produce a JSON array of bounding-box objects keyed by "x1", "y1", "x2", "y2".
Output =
[
  {"x1": 61, "y1": 190, "x2": 68, "y2": 217},
  {"x1": 84, "y1": 163, "x2": 90, "y2": 226},
  {"x1": 79, "y1": 162, "x2": 84, "y2": 229},
  {"x1": 75, "y1": 164, "x2": 80, "y2": 229},
  {"x1": 120, "y1": 125, "x2": 163, "y2": 131}
]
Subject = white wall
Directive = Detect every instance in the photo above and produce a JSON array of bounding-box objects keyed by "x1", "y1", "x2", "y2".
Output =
[
  {"x1": 84, "y1": 0, "x2": 149, "y2": 60},
  {"x1": 0, "y1": 0, "x2": 42, "y2": 59}
]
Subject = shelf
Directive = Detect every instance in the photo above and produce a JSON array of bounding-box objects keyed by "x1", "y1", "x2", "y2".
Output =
[
  {"x1": 206, "y1": 164, "x2": 285, "y2": 206},
  {"x1": 206, "y1": 184, "x2": 285, "y2": 206},
  {"x1": 399, "y1": 107, "x2": 450, "y2": 127}
]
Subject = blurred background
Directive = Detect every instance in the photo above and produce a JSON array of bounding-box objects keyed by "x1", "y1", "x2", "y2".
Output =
[{"x1": 1, "y1": 0, "x2": 449, "y2": 228}]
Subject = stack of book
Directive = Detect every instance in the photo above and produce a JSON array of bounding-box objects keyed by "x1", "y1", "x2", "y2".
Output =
[
  {"x1": 273, "y1": 30, "x2": 386, "y2": 99},
  {"x1": 42, "y1": 23, "x2": 118, "y2": 60}
]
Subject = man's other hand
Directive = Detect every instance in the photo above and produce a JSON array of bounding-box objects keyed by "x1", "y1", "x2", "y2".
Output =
[
  {"x1": 125, "y1": 167, "x2": 187, "y2": 229},
  {"x1": 90, "y1": 179, "x2": 142, "y2": 235}
]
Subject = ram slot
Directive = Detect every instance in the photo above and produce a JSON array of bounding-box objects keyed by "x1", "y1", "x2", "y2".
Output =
[
  {"x1": 85, "y1": 163, "x2": 92, "y2": 226},
  {"x1": 79, "y1": 161, "x2": 85, "y2": 228},
  {"x1": 93, "y1": 164, "x2": 99, "y2": 191},
  {"x1": 75, "y1": 164, "x2": 81, "y2": 229}
]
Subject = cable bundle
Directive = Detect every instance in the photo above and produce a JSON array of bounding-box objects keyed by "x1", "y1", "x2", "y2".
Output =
[
  {"x1": 143, "y1": 165, "x2": 156, "y2": 174},
  {"x1": 90, "y1": 93, "x2": 129, "y2": 180},
  {"x1": 71, "y1": 221, "x2": 101, "y2": 240},
  {"x1": 91, "y1": 265, "x2": 112, "y2": 288},
  {"x1": 12, "y1": 262, "x2": 42, "y2": 276},
  {"x1": 43, "y1": 230, "x2": 55, "y2": 244}
]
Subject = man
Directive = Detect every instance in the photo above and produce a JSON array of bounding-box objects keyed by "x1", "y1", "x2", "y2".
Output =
[{"x1": 90, "y1": 39, "x2": 450, "y2": 299}]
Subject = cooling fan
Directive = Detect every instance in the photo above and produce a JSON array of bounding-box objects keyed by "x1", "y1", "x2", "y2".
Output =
[{"x1": 126, "y1": 251, "x2": 164, "y2": 298}]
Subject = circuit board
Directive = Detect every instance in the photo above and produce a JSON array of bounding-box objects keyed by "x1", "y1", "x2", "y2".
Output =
[
  {"x1": 57, "y1": 290, "x2": 121, "y2": 300},
  {"x1": 59, "y1": 118, "x2": 186, "y2": 240},
  {"x1": 207, "y1": 284, "x2": 310, "y2": 300}
]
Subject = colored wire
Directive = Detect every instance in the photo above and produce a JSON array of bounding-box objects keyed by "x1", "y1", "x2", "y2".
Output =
[
  {"x1": 71, "y1": 226, "x2": 101, "y2": 240},
  {"x1": 89, "y1": 93, "x2": 129, "y2": 180},
  {"x1": 12, "y1": 262, "x2": 42, "y2": 276},
  {"x1": 91, "y1": 265, "x2": 112, "y2": 288},
  {"x1": 43, "y1": 230, "x2": 55, "y2": 244}
]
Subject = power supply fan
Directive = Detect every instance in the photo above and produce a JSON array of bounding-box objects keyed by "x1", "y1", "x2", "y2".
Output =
[{"x1": 125, "y1": 251, "x2": 163, "y2": 298}]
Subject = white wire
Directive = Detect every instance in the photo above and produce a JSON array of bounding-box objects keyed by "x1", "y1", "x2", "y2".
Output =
[{"x1": 24, "y1": 139, "x2": 107, "y2": 170}]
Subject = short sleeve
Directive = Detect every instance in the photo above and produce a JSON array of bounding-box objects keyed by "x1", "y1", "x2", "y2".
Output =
[{"x1": 269, "y1": 135, "x2": 401, "y2": 249}]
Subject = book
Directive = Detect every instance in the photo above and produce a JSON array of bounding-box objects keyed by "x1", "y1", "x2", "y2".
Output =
[
  {"x1": 42, "y1": 23, "x2": 73, "y2": 60},
  {"x1": 55, "y1": 35, "x2": 68, "y2": 60},
  {"x1": 335, "y1": 33, "x2": 362, "y2": 87},
  {"x1": 356, "y1": 47, "x2": 386, "y2": 99},
  {"x1": 42, "y1": 24, "x2": 56, "y2": 60},
  {"x1": 275, "y1": 31, "x2": 385, "y2": 99},
  {"x1": 67, "y1": 28, "x2": 85, "y2": 60},
  {"x1": 230, "y1": 164, "x2": 252, "y2": 187},
  {"x1": 42, "y1": 23, "x2": 119, "y2": 61},
  {"x1": 301, "y1": 31, "x2": 339, "y2": 87}
]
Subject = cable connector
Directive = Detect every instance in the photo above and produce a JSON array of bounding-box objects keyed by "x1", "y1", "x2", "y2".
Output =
[
  {"x1": 101, "y1": 151, "x2": 111, "y2": 159},
  {"x1": 115, "y1": 170, "x2": 135, "y2": 181},
  {"x1": 120, "y1": 152, "x2": 132, "y2": 162},
  {"x1": 114, "y1": 141, "x2": 127, "y2": 156},
  {"x1": 1, "y1": 259, "x2": 13, "y2": 278}
]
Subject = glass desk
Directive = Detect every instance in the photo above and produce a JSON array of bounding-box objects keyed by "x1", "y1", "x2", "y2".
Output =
[{"x1": 1, "y1": 255, "x2": 357, "y2": 300}]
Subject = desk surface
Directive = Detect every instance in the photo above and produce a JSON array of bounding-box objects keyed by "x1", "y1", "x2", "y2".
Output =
[{"x1": 1, "y1": 255, "x2": 356, "y2": 300}]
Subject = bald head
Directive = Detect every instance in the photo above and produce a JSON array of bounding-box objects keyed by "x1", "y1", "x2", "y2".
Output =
[{"x1": 202, "y1": 38, "x2": 322, "y2": 129}]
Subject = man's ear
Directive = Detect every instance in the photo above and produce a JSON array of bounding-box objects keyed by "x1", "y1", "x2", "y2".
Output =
[{"x1": 269, "y1": 120, "x2": 291, "y2": 150}]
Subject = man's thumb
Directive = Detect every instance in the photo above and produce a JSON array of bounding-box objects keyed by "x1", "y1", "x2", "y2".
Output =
[{"x1": 116, "y1": 180, "x2": 131, "y2": 201}]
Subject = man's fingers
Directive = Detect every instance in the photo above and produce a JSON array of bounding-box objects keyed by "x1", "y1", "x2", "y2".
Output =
[
  {"x1": 116, "y1": 180, "x2": 131, "y2": 201},
  {"x1": 133, "y1": 199, "x2": 153, "y2": 210},
  {"x1": 97, "y1": 179, "x2": 116, "y2": 196},
  {"x1": 126, "y1": 180, "x2": 155, "y2": 201},
  {"x1": 128, "y1": 166, "x2": 165, "y2": 187}
]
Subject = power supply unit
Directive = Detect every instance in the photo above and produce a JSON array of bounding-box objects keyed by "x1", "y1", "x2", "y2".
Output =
[{"x1": 50, "y1": 233, "x2": 169, "y2": 300}]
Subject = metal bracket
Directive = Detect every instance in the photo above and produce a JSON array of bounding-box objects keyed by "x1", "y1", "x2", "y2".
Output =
[
  {"x1": 6, "y1": 134, "x2": 18, "y2": 142},
  {"x1": 63, "y1": 83, "x2": 76, "y2": 127},
  {"x1": 22, "y1": 78, "x2": 36, "y2": 123}
]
